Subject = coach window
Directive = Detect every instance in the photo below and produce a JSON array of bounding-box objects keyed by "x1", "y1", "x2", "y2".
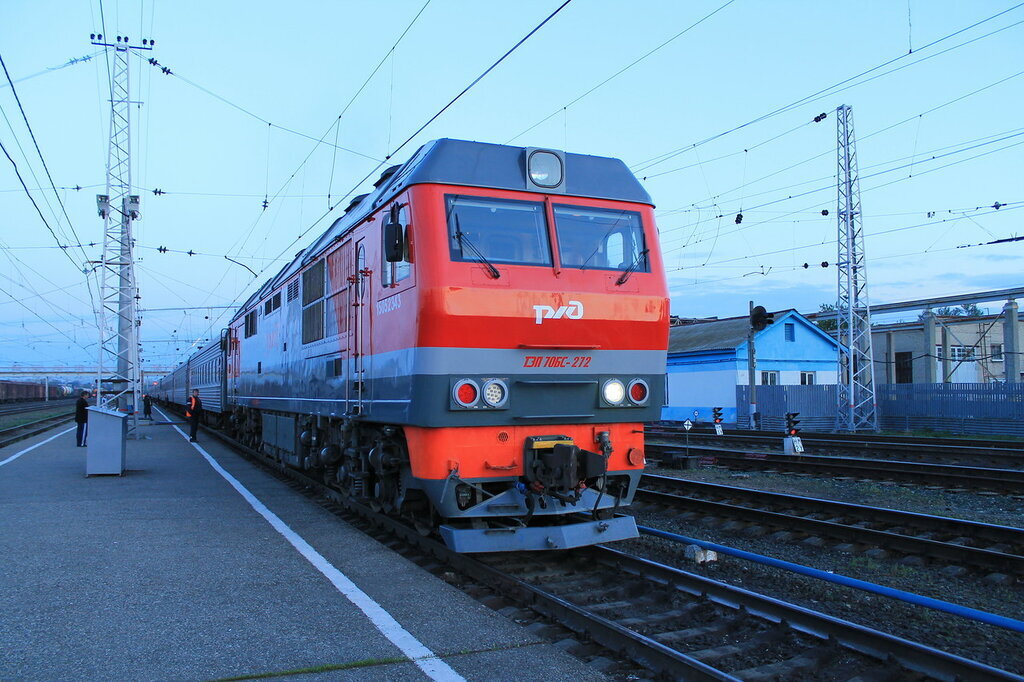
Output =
[
  {"x1": 446, "y1": 195, "x2": 551, "y2": 266},
  {"x1": 553, "y1": 205, "x2": 647, "y2": 272},
  {"x1": 302, "y1": 260, "x2": 325, "y2": 344},
  {"x1": 382, "y1": 205, "x2": 412, "y2": 288}
]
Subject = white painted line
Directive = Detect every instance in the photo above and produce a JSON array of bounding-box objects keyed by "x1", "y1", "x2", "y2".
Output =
[
  {"x1": 0, "y1": 426, "x2": 77, "y2": 468},
  {"x1": 155, "y1": 408, "x2": 464, "y2": 681}
]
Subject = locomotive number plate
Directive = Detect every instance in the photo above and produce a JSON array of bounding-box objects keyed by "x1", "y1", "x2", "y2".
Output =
[{"x1": 523, "y1": 355, "x2": 591, "y2": 368}]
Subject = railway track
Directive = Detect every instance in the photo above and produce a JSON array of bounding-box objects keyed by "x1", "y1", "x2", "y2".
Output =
[
  {"x1": 646, "y1": 443, "x2": 1024, "y2": 495},
  {"x1": 198, "y1": 420, "x2": 1022, "y2": 681},
  {"x1": 647, "y1": 425, "x2": 1024, "y2": 469},
  {"x1": 637, "y1": 474, "x2": 1024, "y2": 581},
  {"x1": 0, "y1": 398, "x2": 75, "y2": 418},
  {"x1": 0, "y1": 412, "x2": 73, "y2": 449}
]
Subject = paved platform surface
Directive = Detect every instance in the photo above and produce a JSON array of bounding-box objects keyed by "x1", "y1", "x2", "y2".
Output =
[{"x1": 0, "y1": 410, "x2": 606, "y2": 681}]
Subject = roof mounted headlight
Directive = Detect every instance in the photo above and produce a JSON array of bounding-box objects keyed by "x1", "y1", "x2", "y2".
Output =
[
  {"x1": 602, "y1": 379, "x2": 626, "y2": 406},
  {"x1": 525, "y1": 148, "x2": 566, "y2": 193}
]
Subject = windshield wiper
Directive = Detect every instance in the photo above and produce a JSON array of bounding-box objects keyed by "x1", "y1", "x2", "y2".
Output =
[
  {"x1": 454, "y1": 215, "x2": 500, "y2": 279},
  {"x1": 615, "y1": 248, "x2": 649, "y2": 286},
  {"x1": 577, "y1": 212, "x2": 631, "y2": 270}
]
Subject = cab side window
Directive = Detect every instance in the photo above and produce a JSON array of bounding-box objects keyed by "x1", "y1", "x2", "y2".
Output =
[{"x1": 382, "y1": 204, "x2": 412, "y2": 288}]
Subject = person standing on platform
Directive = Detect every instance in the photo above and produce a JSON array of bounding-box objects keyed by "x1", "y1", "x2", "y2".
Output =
[
  {"x1": 75, "y1": 391, "x2": 90, "y2": 447},
  {"x1": 143, "y1": 394, "x2": 153, "y2": 420},
  {"x1": 186, "y1": 389, "x2": 202, "y2": 442}
]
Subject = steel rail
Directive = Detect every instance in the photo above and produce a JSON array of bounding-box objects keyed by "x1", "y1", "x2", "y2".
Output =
[
  {"x1": 638, "y1": 474, "x2": 1024, "y2": 577},
  {"x1": 0, "y1": 398, "x2": 75, "y2": 417},
  {"x1": 647, "y1": 425, "x2": 1024, "y2": 467},
  {"x1": 649, "y1": 424, "x2": 1024, "y2": 449},
  {"x1": 646, "y1": 443, "x2": 1024, "y2": 494},
  {"x1": 0, "y1": 413, "x2": 74, "y2": 449},
  {"x1": 195, "y1": 416, "x2": 1022, "y2": 681}
]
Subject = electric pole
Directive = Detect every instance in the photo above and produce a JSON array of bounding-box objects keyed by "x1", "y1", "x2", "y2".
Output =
[
  {"x1": 834, "y1": 104, "x2": 878, "y2": 432},
  {"x1": 91, "y1": 32, "x2": 153, "y2": 434}
]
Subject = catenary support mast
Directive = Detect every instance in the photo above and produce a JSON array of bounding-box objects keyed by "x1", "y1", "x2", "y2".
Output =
[
  {"x1": 834, "y1": 104, "x2": 878, "y2": 432},
  {"x1": 92, "y1": 33, "x2": 152, "y2": 433}
]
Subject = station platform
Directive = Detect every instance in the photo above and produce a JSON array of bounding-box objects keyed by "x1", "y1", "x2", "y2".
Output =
[{"x1": 0, "y1": 410, "x2": 604, "y2": 681}]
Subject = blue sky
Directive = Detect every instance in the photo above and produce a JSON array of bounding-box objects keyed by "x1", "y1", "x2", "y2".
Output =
[{"x1": 1, "y1": 1, "x2": 1022, "y2": 371}]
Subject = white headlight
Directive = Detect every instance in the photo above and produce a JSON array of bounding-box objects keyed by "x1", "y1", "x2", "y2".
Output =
[
  {"x1": 602, "y1": 379, "x2": 625, "y2": 405},
  {"x1": 528, "y1": 151, "x2": 563, "y2": 188},
  {"x1": 482, "y1": 379, "x2": 508, "y2": 407}
]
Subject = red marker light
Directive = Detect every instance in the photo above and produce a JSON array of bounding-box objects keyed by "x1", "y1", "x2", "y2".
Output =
[
  {"x1": 454, "y1": 380, "x2": 479, "y2": 407},
  {"x1": 627, "y1": 379, "x2": 649, "y2": 405}
]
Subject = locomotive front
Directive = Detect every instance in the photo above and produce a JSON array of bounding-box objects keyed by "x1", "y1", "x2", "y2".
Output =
[{"x1": 394, "y1": 141, "x2": 669, "y2": 551}]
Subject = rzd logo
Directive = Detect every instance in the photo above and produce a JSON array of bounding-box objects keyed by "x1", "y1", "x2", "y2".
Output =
[{"x1": 533, "y1": 300, "x2": 584, "y2": 324}]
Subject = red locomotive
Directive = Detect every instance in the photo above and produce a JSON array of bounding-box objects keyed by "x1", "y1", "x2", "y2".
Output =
[{"x1": 159, "y1": 139, "x2": 669, "y2": 551}]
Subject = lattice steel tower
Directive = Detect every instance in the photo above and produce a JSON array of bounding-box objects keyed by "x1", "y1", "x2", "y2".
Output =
[
  {"x1": 91, "y1": 33, "x2": 152, "y2": 431},
  {"x1": 834, "y1": 104, "x2": 878, "y2": 431}
]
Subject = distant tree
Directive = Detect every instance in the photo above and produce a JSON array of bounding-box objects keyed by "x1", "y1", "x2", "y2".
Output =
[
  {"x1": 926, "y1": 303, "x2": 986, "y2": 319},
  {"x1": 815, "y1": 303, "x2": 837, "y2": 332}
]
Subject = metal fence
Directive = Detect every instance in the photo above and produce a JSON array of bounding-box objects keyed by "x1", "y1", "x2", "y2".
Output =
[
  {"x1": 876, "y1": 383, "x2": 1024, "y2": 419},
  {"x1": 734, "y1": 383, "x2": 1024, "y2": 436}
]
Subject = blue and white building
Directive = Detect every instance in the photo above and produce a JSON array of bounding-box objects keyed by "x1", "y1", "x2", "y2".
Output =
[{"x1": 662, "y1": 310, "x2": 840, "y2": 424}]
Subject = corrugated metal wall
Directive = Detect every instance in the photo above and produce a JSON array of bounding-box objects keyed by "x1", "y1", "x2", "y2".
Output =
[{"x1": 733, "y1": 383, "x2": 1024, "y2": 436}]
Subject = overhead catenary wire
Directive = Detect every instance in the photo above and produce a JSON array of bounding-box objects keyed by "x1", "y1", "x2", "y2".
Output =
[
  {"x1": 137, "y1": 54, "x2": 382, "y2": 164},
  {"x1": 651, "y1": 66, "x2": 1024, "y2": 192},
  {"x1": 632, "y1": 4, "x2": 1024, "y2": 172},
  {"x1": 505, "y1": 0, "x2": 738, "y2": 144},
  {"x1": 203, "y1": 0, "x2": 434, "y2": 265},
  {"x1": 0, "y1": 280, "x2": 94, "y2": 354},
  {"x1": 169, "y1": 0, "x2": 578, "y2": 366},
  {"x1": 0, "y1": 263, "x2": 95, "y2": 347},
  {"x1": 0, "y1": 139, "x2": 86, "y2": 274},
  {"x1": 652, "y1": 66, "x2": 1024, "y2": 247},
  {"x1": 661, "y1": 127, "x2": 1024, "y2": 250},
  {"x1": 0, "y1": 51, "x2": 103, "y2": 89},
  {"x1": 0, "y1": 52, "x2": 90, "y2": 264},
  {"x1": 680, "y1": 202, "x2": 1024, "y2": 272},
  {"x1": 254, "y1": 0, "x2": 581, "y2": 272}
]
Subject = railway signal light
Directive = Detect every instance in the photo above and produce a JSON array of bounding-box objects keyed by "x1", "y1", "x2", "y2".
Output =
[
  {"x1": 785, "y1": 412, "x2": 801, "y2": 436},
  {"x1": 712, "y1": 406, "x2": 723, "y2": 424},
  {"x1": 750, "y1": 305, "x2": 774, "y2": 332}
]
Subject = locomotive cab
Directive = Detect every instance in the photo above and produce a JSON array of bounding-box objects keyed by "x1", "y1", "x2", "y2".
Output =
[{"x1": 387, "y1": 141, "x2": 669, "y2": 551}]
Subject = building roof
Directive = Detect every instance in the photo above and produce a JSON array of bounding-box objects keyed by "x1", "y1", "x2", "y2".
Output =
[
  {"x1": 668, "y1": 315, "x2": 756, "y2": 353},
  {"x1": 668, "y1": 309, "x2": 838, "y2": 354}
]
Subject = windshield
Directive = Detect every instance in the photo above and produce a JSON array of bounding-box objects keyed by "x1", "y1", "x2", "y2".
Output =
[
  {"x1": 446, "y1": 195, "x2": 552, "y2": 266},
  {"x1": 553, "y1": 205, "x2": 648, "y2": 272}
]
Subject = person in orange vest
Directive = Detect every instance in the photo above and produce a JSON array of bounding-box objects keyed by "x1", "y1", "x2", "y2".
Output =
[{"x1": 186, "y1": 389, "x2": 202, "y2": 442}]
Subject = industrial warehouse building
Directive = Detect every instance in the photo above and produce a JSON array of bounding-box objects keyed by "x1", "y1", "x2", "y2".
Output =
[
  {"x1": 871, "y1": 306, "x2": 1023, "y2": 384},
  {"x1": 662, "y1": 310, "x2": 839, "y2": 424}
]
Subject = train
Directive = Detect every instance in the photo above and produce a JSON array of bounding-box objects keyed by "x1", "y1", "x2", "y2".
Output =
[
  {"x1": 156, "y1": 138, "x2": 669, "y2": 552},
  {"x1": 0, "y1": 380, "x2": 72, "y2": 403}
]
